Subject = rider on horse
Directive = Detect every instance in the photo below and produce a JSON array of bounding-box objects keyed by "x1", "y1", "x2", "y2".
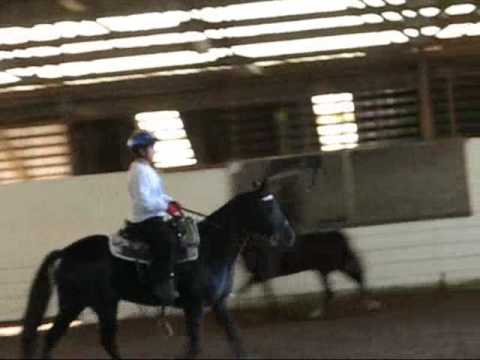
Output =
[{"x1": 126, "y1": 130, "x2": 183, "y2": 305}]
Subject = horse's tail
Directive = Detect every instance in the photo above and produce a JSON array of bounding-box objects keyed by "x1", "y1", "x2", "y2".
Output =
[{"x1": 21, "y1": 250, "x2": 63, "y2": 359}]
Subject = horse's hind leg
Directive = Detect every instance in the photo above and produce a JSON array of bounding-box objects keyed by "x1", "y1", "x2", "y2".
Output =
[
  {"x1": 92, "y1": 301, "x2": 121, "y2": 359},
  {"x1": 310, "y1": 272, "x2": 333, "y2": 319},
  {"x1": 343, "y1": 263, "x2": 382, "y2": 312},
  {"x1": 41, "y1": 302, "x2": 85, "y2": 359},
  {"x1": 213, "y1": 299, "x2": 247, "y2": 359}
]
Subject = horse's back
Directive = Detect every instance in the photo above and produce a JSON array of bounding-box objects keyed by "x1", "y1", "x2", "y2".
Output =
[
  {"x1": 301, "y1": 230, "x2": 351, "y2": 253},
  {"x1": 61, "y1": 234, "x2": 110, "y2": 263}
]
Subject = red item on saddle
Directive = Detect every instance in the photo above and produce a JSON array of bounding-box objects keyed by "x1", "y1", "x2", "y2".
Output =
[{"x1": 167, "y1": 201, "x2": 183, "y2": 217}]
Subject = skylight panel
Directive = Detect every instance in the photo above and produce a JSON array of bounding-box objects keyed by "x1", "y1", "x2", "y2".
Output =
[
  {"x1": 192, "y1": 0, "x2": 365, "y2": 23},
  {"x1": 135, "y1": 111, "x2": 197, "y2": 168},
  {"x1": 312, "y1": 92, "x2": 358, "y2": 152},
  {"x1": 231, "y1": 31, "x2": 409, "y2": 58},
  {"x1": 445, "y1": 3, "x2": 477, "y2": 16}
]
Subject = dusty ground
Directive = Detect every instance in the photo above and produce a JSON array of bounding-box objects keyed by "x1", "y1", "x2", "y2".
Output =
[{"x1": 3, "y1": 288, "x2": 480, "y2": 359}]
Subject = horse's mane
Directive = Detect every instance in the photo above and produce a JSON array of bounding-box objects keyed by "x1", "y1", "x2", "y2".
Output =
[{"x1": 198, "y1": 194, "x2": 239, "y2": 235}]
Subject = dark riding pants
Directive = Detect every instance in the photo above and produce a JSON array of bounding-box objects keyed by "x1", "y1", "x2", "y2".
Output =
[{"x1": 136, "y1": 216, "x2": 177, "y2": 284}]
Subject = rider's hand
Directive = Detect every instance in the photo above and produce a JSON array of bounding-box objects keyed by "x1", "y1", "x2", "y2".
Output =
[{"x1": 167, "y1": 201, "x2": 183, "y2": 217}]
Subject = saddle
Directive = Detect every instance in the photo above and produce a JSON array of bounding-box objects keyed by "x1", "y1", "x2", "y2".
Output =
[{"x1": 109, "y1": 216, "x2": 201, "y2": 265}]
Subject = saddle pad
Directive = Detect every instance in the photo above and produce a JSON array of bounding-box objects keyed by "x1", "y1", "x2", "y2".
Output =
[
  {"x1": 109, "y1": 233, "x2": 199, "y2": 265},
  {"x1": 109, "y1": 233, "x2": 151, "y2": 264}
]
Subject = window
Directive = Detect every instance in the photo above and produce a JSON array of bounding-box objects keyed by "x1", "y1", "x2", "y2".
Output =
[
  {"x1": 312, "y1": 92, "x2": 359, "y2": 151},
  {"x1": 134, "y1": 110, "x2": 197, "y2": 168},
  {"x1": 0, "y1": 123, "x2": 72, "y2": 184}
]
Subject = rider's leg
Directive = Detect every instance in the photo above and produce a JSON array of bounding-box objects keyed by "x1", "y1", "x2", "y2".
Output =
[{"x1": 142, "y1": 217, "x2": 178, "y2": 304}]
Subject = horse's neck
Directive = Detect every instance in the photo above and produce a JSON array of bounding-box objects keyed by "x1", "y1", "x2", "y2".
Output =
[{"x1": 199, "y1": 200, "x2": 242, "y2": 264}]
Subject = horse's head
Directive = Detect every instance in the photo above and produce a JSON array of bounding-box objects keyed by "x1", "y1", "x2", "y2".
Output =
[{"x1": 235, "y1": 178, "x2": 296, "y2": 249}]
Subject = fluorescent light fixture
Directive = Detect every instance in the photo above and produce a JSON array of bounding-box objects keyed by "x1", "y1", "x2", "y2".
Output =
[
  {"x1": 52, "y1": 20, "x2": 108, "y2": 38},
  {"x1": 97, "y1": 11, "x2": 190, "y2": 32},
  {"x1": 205, "y1": 16, "x2": 366, "y2": 39},
  {"x1": 0, "y1": 27, "x2": 30, "y2": 45},
  {"x1": 254, "y1": 51, "x2": 366, "y2": 67},
  {"x1": 0, "y1": 85, "x2": 53, "y2": 94},
  {"x1": 382, "y1": 11, "x2": 403, "y2": 21},
  {"x1": 402, "y1": 10, "x2": 418, "y2": 18},
  {"x1": 232, "y1": 31, "x2": 409, "y2": 58},
  {"x1": 26, "y1": 46, "x2": 62, "y2": 58},
  {"x1": 192, "y1": 0, "x2": 365, "y2": 22},
  {"x1": 6, "y1": 68, "x2": 39, "y2": 77},
  {"x1": 404, "y1": 28, "x2": 420, "y2": 37},
  {"x1": 445, "y1": 3, "x2": 476, "y2": 16},
  {"x1": 421, "y1": 26, "x2": 441, "y2": 36},
  {"x1": 436, "y1": 23, "x2": 468, "y2": 39},
  {"x1": 466, "y1": 23, "x2": 480, "y2": 36},
  {"x1": 419, "y1": 7, "x2": 441, "y2": 17},
  {"x1": 7, "y1": 50, "x2": 225, "y2": 80},
  {"x1": 361, "y1": 14, "x2": 385, "y2": 23},
  {"x1": 62, "y1": 66, "x2": 231, "y2": 86},
  {"x1": 0, "y1": 22, "x2": 108, "y2": 46},
  {"x1": 436, "y1": 22, "x2": 480, "y2": 38},
  {"x1": 362, "y1": 0, "x2": 386, "y2": 8},
  {"x1": 0, "y1": 72, "x2": 21, "y2": 85},
  {"x1": 60, "y1": 40, "x2": 112, "y2": 54}
]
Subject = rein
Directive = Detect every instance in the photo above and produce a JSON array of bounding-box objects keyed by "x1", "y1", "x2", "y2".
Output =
[
  {"x1": 181, "y1": 206, "x2": 251, "y2": 253},
  {"x1": 181, "y1": 206, "x2": 223, "y2": 230}
]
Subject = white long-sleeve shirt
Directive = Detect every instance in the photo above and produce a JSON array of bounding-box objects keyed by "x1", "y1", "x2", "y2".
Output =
[{"x1": 127, "y1": 160, "x2": 173, "y2": 223}]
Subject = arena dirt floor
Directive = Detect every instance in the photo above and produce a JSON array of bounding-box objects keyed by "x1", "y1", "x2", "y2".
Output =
[{"x1": 3, "y1": 287, "x2": 480, "y2": 359}]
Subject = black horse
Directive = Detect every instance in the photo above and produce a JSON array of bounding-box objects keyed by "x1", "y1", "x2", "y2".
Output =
[
  {"x1": 239, "y1": 230, "x2": 380, "y2": 318},
  {"x1": 21, "y1": 180, "x2": 295, "y2": 359}
]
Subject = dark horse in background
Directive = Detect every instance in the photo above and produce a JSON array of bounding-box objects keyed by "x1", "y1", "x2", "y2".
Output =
[
  {"x1": 21, "y1": 180, "x2": 295, "y2": 359},
  {"x1": 239, "y1": 230, "x2": 381, "y2": 318}
]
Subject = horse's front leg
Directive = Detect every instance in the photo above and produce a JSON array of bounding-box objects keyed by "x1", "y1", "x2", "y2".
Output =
[
  {"x1": 213, "y1": 298, "x2": 247, "y2": 359},
  {"x1": 181, "y1": 302, "x2": 204, "y2": 359}
]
